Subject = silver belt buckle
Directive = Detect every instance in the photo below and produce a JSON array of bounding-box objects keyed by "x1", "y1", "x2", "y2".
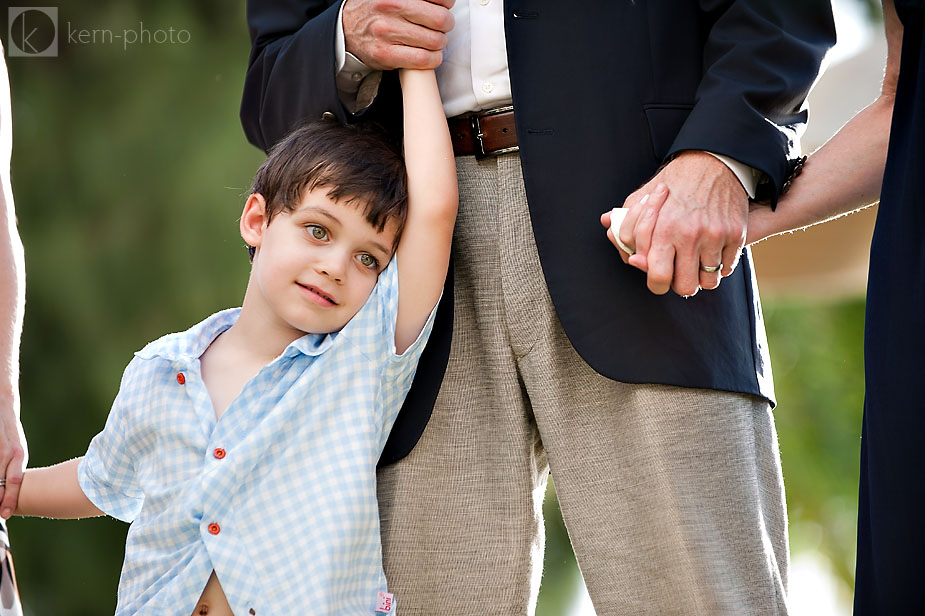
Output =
[{"x1": 469, "y1": 105, "x2": 519, "y2": 159}]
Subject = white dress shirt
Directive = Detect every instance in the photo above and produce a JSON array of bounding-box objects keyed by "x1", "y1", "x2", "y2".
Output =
[{"x1": 336, "y1": 0, "x2": 512, "y2": 117}]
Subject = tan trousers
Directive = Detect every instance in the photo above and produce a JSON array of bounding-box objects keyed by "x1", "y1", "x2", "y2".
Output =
[{"x1": 377, "y1": 154, "x2": 789, "y2": 615}]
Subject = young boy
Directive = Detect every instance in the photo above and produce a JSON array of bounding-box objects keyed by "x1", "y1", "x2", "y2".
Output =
[{"x1": 12, "y1": 68, "x2": 457, "y2": 615}]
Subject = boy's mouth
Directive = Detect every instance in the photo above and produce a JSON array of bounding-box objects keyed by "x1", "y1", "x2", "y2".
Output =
[{"x1": 297, "y1": 283, "x2": 338, "y2": 307}]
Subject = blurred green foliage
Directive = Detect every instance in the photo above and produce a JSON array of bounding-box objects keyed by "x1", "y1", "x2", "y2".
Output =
[
  {"x1": 8, "y1": 3, "x2": 261, "y2": 614},
  {"x1": 863, "y1": 0, "x2": 884, "y2": 20},
  {"x1": 765, "y1": 299, "x2": 866, "y2": 588},
  {"x1": 5, "y1": 2, "x2": 868, "y2": 615}
]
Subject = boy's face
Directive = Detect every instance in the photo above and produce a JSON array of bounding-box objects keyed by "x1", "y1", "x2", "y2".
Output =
[{"x1": 242, "y1": 187, "x2": 398, "y2": 336}]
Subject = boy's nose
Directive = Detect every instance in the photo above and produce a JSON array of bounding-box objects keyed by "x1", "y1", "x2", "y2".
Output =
[{"x1": 316, "y1": 258, "x2": 345, "y2": 282}]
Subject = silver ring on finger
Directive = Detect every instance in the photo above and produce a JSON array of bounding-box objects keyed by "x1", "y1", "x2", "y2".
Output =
[
  {"x1": 700, "y1": 263, "x2": 722, "y2": 273},
  {"x1": 0, "y1": 478, "x2": 7, "y2": 487}
]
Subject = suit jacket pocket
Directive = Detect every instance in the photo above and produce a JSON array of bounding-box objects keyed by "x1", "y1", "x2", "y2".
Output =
[{"x1": 643, "y1": 103, "x2": 694, "y2": 163}]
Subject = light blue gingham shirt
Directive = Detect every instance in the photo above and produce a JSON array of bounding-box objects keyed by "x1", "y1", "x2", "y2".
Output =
[{"x1": 78, "y1": 259, "x2": 435, "y2": 615}]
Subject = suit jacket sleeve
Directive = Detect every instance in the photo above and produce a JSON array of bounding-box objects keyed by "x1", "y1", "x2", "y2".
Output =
[
  {"x1": 241, "y1": 0, "x2": 347, "y2": 152},
  {"x1": 667, "y1": 0, "x2": 835, "y2": 202}
]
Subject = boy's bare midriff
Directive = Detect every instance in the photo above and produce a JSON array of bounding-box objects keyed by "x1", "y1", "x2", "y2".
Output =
[{"x1": 190, "y1": 571, "x2": 233, "y2": 616}]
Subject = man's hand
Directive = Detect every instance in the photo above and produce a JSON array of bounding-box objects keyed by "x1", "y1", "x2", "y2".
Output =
[
  {"x1": 0, "y1": 391, "x2": 26, "y2": 519},
  {"x1": 612, "y1": 151, "x2": 749, "y2": 296},
  {"x1": 343, "y1": 0, "x2": 455, "y2": 70}
]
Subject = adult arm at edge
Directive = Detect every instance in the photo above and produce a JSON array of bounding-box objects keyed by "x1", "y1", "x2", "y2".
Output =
[
  {"x1": 669, "y1": 0, "x2": 837, "y2": 200},
  {"x1": 745, "y1": 0, "x2": 903, "y2": 245},
  {"x1": 0, "y1": 47, "x2": 28, "y2": 520}
]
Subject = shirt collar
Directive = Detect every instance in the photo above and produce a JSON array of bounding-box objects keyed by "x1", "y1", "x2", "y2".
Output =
[{"x1": 134, "y1": 308, "x2": 338, "y2": 362}]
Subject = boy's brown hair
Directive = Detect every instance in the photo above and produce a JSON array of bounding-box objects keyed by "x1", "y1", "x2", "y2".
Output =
[{"x1": 248, "y1": 120, "x2": 408, "y2": 260}]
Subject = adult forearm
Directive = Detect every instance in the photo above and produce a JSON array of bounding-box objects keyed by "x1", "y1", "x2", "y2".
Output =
[
  {"x1": 669, "y1": 0, "x2": 836, "y2": 198},
  {"x1": 0, "y1": 193, "x2": 24, "y2": 414},
  {"x1": 746, "y1": 0, "x2": 903, "y2": 245},
  {"x1": 16, "y1": 458, "x2": 103, "y2": 519},
  {"x1": 0, "y1": 49, "x2": 27, "y2": 521},
  {"x1": 0, "y1": 44, "x2": 22, "y2": 420},
  {"x1": 746, "y1": 94, "x2": 894, "y2": 245}
]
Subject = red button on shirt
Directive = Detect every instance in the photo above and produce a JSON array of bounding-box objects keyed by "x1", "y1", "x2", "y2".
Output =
[
  {"x1": 176, "y1": 373, "x2": 186, "y2": 385},
  {"x1": 213, "y1": 448, "x2": 226, "y2": 460},
  {"x1": 208, "y1": 523, "x2": 221, "y2": 535}
]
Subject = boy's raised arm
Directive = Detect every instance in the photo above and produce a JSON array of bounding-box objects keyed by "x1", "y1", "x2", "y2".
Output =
[{"x1": 394, "y1": 69, "x2": 458, "y2": 355}]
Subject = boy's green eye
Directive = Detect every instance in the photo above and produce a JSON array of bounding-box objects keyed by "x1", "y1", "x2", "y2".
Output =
[
  {"x1": 358, "y1": 254, "x2": 378, "y2": 269},
  {"x1": 307, "y1": 224, "x2": 327, "y2": 240}
]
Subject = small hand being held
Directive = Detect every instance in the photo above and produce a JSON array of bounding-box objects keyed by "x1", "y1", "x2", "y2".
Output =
[{"x1": 343, "y1": 0, "x2": 456, "y2": 70}]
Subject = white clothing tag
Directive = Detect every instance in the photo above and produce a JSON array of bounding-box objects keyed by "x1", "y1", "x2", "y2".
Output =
[{"x1": 375, "y1": 591, "x2": 395, "y2": 613}]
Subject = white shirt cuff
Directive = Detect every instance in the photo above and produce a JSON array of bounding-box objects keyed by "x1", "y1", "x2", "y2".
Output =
[
  {"x1": 706, "y1": 152, "x2": 758, "y2": 199},
  {"x1": 335, "y1": 2, "x2": 380, "y2": 112},
  {"x1": 335, "y1": 0, "x2": 349, "y2": 73}
]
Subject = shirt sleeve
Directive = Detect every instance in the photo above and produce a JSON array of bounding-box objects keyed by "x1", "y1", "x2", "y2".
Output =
[
  {"x1": 337, "y1": 255, "x2": 440, "y2": 437},
  {"x1": 378, "y1": 258, "x2": 440, "y2": 428},
  {"x1": 379, "y1": 298, "x2": 438, "y2": 410},
  {"x1": 78, "y1": 358, "x2": 145, "y2": 523},
  {"x1": 705, "y1": 152, "x2": 758, "y2": 199}
]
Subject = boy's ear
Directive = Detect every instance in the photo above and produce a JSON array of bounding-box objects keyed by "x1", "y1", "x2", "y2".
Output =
[{"x1": 241, "y1": 193, "x2": 269, "y2": 249}]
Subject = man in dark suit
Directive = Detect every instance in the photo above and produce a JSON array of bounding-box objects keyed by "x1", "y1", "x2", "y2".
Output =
[{"x1": 241, "y1": 2, "x2": 834, "y2": 613}]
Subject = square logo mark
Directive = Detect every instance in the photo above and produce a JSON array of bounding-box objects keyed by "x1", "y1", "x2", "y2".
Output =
[{"x1": 8, "y1": 7, "x2": 58, "y2": 57}]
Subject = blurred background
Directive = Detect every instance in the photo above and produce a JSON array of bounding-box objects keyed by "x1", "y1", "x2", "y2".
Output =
[{"x1": 2, "y1": 0, "x2": 884, "y2": 614}]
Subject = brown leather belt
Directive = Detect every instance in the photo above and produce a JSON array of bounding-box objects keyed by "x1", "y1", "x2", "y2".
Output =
[{"x1": 448, "y1": 105, "x2": 519, "y2": 158}]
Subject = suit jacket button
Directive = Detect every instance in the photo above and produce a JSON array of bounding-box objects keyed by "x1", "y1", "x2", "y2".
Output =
[{"x1": 321, "y1": 111, "x2": 336, "y2": 120}]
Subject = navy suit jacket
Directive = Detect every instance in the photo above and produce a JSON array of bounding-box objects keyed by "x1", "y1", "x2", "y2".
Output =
[{"x1": 241, "y1": 0, "x2": 835, "y2": 466}]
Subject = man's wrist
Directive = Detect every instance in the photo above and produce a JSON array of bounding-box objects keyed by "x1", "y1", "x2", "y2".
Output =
[
  {"x1": 705, "y1": 152, "x2": 758, "y2": 199},
  {"x1": 335, "y1": 1, "x2": 375, "y2": 82},
  {"x1": 335, "y1": 1, "x2": 380, "y2": 112}
]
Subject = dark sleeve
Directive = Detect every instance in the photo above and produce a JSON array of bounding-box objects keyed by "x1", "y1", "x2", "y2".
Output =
[
  {"x1": 667, "y1": 0, "x2": 836, "y2": 203},
  {"x1": 240, "y1": 0, "x2": 347, "y2": 152}
]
